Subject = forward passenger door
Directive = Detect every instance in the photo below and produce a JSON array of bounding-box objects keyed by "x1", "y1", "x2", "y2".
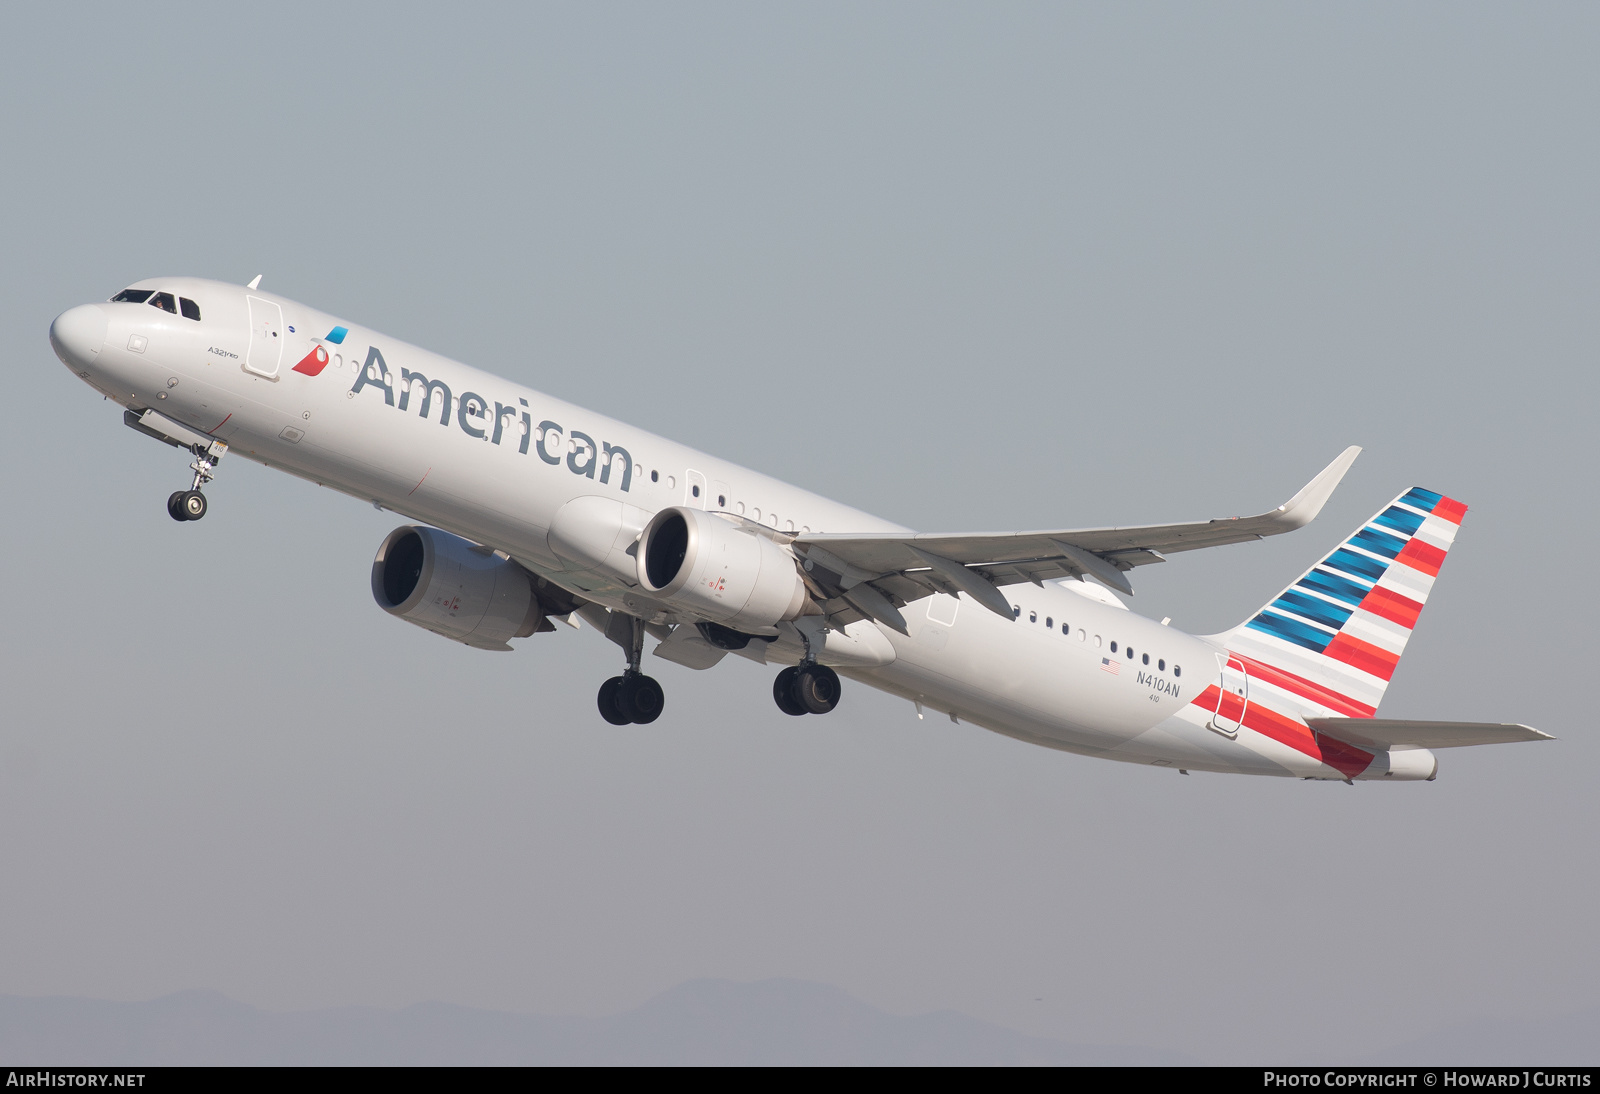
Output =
[{"x1": 244, "y1": 296, "x2": 284, "y2": 378}]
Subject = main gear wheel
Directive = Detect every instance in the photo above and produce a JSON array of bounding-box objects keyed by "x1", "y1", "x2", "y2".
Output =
[{"x1": 773, "y1": 664, "x2": 841, "y2": 716}]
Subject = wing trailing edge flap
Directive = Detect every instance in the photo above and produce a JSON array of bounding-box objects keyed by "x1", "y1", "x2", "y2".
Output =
[
  {"x1": 793, "y1": 446, "x2": 1361, "y2": 624},
  {"x1": 1306, "y1": 718, "x2": 1555, "y2": 751}
]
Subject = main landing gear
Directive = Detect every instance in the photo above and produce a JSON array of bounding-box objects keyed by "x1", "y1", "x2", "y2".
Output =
[
  {"x1": 166, "y1": 439, "x2": 227, "y2": 522},
  {"x1": 596, "y1": 612, "x2": 665, "y2": 725},
  {"x1": 773, "y1": 663, "x2": 841, "y2": 716}
]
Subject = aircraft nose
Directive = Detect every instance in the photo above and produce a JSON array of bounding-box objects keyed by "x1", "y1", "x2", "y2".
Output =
[{"x1": 50, "y1": 304, "x2": 108, "y2": 370}]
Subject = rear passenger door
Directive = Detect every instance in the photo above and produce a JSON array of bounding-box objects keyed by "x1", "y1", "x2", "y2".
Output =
[{"x1": 1210, "y1": 655, "x2": 1249, "y2": 735}]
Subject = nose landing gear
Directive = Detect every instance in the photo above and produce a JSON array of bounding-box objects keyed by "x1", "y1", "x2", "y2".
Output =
[{"x1": 166, "y1": 439, "x2": 227, "y2": 522}]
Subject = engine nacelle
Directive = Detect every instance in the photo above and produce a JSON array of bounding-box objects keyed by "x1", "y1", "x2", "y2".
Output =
[
  {"x1": 636, "y1": 506, "x2": 806, "y2": 631},
  {"x1": 371, "y1": 525, "x2": 544, "y2": 650}
]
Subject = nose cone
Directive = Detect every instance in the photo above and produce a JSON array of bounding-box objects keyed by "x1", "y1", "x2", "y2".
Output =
[{"x1": 50, "y1": 304, "x2": 108, "y2": 370}]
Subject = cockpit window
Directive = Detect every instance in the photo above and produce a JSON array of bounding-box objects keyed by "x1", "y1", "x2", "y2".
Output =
[
  {"x1": 180, "y1": 297, "x2": 201, "y2": 321},
  {"x1": 111, "y1": 288, "x2": 153, "y2": 304},
  {"x1": 148, "y1": 292, "x2": 177, "y2": 314}
]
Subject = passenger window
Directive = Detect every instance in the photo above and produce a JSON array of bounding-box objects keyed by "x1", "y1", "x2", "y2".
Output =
[
  {"x1": 1141, "y1": 653, "x2": 1149, "y2": 665},
  {"x1": 180, "y1": 297, "x2": 201, "y2": 321},
  {"x1": 650, "y1": 470, "x2": 659, "y2": 483},
  {"x1": 717, "y1": 495, "x2": 726, "y2": 507},
  {"x1": 1045, "y1": 617, "x2": 1052, "y2": 629},
  {"x1": 111, "y1": 288, "x2": 153, "y2": 304},
  {"x1": 1110, "y1": 641, "x2": 1117, "y2": 653},
  {"x1": 1094, "y1": 635, "x2": 1102, "y2": 647},
  {"x1": 1029, "y1": 611, "x2": 1037, "y2": 623},
  {"x1": 1012, "y1": 605, "x2": 1020, "y2": 618},
  {"x1": 148, "y1": 292, "x2": 177, "y2": 314},
  {"x1": 1126, "y1": 647, "x2": 1134, "y2": 659},
  {"x1": 1174, "y1": 665, "x2": 1182, "y2": 677},
  {"x1": 692, "y1": 485, "x2": 700, "y2": 498},
  {"x1": 1061, "y1": 622, "x2": 1069, "y2": 635},
  {"x1": 1158, "y1": 659, "x2": 1165, "y2": 671}
]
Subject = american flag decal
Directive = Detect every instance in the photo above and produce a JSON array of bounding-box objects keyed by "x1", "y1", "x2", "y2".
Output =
[{"x1": 1100, "y1": 657, "x2": 1120, "y2": 676}]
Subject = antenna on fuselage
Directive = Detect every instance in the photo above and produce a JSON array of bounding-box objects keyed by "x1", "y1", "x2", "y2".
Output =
[{"x1": 247, "y1": 275, "x2": 262, "y2": 290}]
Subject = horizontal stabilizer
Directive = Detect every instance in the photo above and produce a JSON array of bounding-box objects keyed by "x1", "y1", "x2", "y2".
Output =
[{"x1": 1306, "y1": 717, "x2": 1554, "y2": 751}]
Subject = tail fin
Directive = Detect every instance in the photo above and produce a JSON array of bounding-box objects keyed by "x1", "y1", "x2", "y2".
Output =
[{"x1": 1219, "y1": 487, "x2": 1466, "y2": 718}]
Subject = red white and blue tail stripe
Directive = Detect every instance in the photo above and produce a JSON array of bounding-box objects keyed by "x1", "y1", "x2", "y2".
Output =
[{"x1": 1222, "y1": 486, "x2": 1466, "y2": 719}]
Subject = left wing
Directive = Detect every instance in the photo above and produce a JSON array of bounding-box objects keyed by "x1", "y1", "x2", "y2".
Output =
[{"x1": 791, "y1": 447, "x2": 1361, "y2": 633}]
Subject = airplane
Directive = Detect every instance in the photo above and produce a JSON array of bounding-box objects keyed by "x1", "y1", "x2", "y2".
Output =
[{"x1": 48, "y1": 276, "x2": 1551, "y2": 781}]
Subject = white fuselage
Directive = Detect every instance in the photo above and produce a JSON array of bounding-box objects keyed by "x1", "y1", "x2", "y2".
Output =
[{"x1": 51, "y1": 277, "x2": 1384, "y2": 780}]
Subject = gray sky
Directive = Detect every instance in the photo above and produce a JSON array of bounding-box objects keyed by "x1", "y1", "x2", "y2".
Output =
[{"x1": 1, "y1": 2, "x2": 1594, "y2": 1063}]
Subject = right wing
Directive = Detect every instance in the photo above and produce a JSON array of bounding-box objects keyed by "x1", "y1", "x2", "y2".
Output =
[{"x1": 791, "y1": 447, "x2": 1361, "y2": 633}]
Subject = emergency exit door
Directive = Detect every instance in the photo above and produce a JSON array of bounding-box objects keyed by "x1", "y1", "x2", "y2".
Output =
[{"x1": 685, "y1": 469, "x2": 708, "y2": 509}]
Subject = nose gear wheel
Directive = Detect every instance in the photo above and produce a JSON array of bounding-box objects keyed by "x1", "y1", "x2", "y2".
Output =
[{"x1": 168, "y1": 490, "x2": 207, "y2": 522}]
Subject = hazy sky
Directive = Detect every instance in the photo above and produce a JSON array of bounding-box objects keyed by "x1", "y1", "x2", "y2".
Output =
[{"x1": 2, "y1": 2, "x2": 1595, "y2": 1064}]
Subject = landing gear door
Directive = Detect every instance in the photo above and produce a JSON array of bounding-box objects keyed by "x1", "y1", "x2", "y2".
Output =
[
  {"x1": 245, "y1": 296, "x2": 284, "y2": 378},
  {"x1": 1210, "y1": 655, "x2": 1248, "y2": 735}
]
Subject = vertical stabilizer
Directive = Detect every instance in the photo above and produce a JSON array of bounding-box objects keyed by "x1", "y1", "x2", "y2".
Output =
[{"x1": 1218, "y1": 487, "x2": 1466, "y2": 718}]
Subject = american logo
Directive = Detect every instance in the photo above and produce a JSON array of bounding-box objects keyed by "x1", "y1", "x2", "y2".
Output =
[
  {"x1": 291, "y1": 326, "x2": 349, "y2": 376},
  {"x1": 327, "y1": 338, "x2": 637, "y2": 493}
]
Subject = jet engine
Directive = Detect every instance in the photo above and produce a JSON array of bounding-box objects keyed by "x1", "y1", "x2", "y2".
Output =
[
  {"x1": 636, "y1": 506, "x2": 807, "y2": 632},
  {"x1": 371, "y1": 525, "x2": 545, "y2": 650}
]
